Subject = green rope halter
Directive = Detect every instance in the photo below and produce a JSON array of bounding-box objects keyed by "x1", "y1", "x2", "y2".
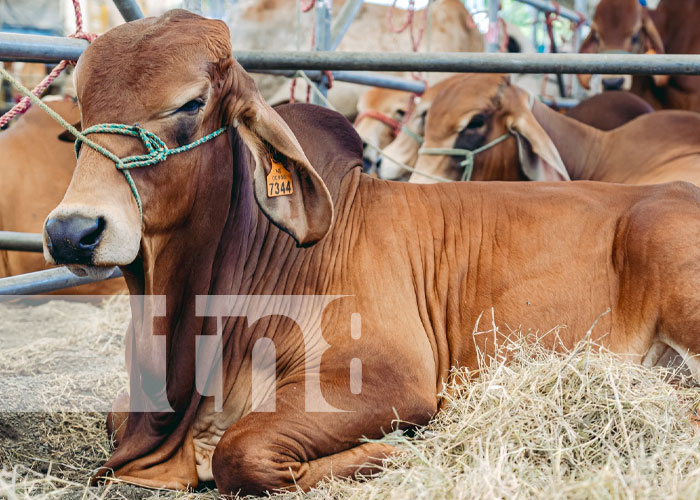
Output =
[
  {"x1": 0, "y1": 66, "x2": 227, "y2": 222},
  {"x1": 75, "y1": 123, "x2": 227, "y2": 219},
  {"x1": 400, "y1": 124, "x2": 424, "y2": 145},
  {"x1": 418, "y1": 132, "x2": 513, "y2": 181},
  {"x1": 417, "y1": 91, "x2": 536, "y2": 182}
]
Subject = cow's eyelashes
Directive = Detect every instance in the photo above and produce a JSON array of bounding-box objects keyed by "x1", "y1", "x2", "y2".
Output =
[{"x1": 176, "y1": 99, "x2": 204, "y2": 114}]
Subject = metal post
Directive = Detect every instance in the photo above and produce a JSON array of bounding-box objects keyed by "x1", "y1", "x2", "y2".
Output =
[
  {"x1": 0, "y1": 267, "x2": 123, "y2": 295},
  {"x1": 330, "y1": 0, "x2": 364, "y2": 51},
  {"x1": 0, "y1": 232, "x2": 43, "y2": 252},
  {"x1": 572, "y1": 0, "x2": 588, "y2": 99},
  {"x1": 312, "y1": 0, "x2": 333, "y2": 105},
  {"x1": 111, "y1": 0, "x2": 144, "y2": 22},
  {"x1": 487, "y1": 0, "x2": 500, "y2": 53}
]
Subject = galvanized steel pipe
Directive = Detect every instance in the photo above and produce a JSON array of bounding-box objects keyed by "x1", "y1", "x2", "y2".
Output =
[
  {"x1": 234, "y1": 51, "x2": 700, "y2": 75},
  {"x1": 3, "y1": 34, "x2": 700, "y2": 74},
  {"x1": 0, "y1": 33, "x2": 88, "y2": 63},
  {"x1": 0, "y1": 232, "x2": 44, "y2": 252},
  {"x1": 0, "y1": 267, "x2": 123, "y2": 295},
  {"x1": 112, "y1": 0, "x2": 145, "y2": 22},
  {"x1": 254, "y1": 69, "x2": 426, "y2": 93}
]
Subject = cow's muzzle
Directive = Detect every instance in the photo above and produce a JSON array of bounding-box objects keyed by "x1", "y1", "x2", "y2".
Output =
[
  {"x1": 45, "y1": 215, "x2": 106, "y2": 265},
  {"x1": 602, "y1": 77, "x2": 625, "y2": 91}
]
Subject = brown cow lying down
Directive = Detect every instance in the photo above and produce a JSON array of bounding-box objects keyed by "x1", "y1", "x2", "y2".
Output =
[
  {"x1": 378, "y1": 79, "x2": 655, "y2": 181},
  {"x1": 578, "y1": 0, "x2": 700, "y2": 112},
  {"x1": 43, "y1": 10, "x2": 700, "y2": 495},
  {"x1": 407, "y1": 74, "x2": 700, "y2": 184},
  {"x1": 0, "y1": 99, "x2": 125, "y2": 293}
]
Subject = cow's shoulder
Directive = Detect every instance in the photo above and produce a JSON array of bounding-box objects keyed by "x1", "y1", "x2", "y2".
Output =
[{"x1": 274, "y1": 102, "x2": 363, "y2": 192}]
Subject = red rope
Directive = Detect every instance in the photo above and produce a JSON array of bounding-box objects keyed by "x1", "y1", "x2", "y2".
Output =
[
  {"x1": 354, "y1": 110, "x2": 403, "y2": 137},
  {"x1": 354, "y1": 90, "x2": 422, "y2": 139},
  {"x1": 300, "y1": 0, "x2": 315, "y2": 13},
  {"x1": 386, "y1": 0, "x2": 415, "y2": 34},
  {"x1": 498, "y1": 17, "x2": 509, "y2": 53},
  {"x1": 0, "y1": 0, "x2": 97, "y2": 128}
]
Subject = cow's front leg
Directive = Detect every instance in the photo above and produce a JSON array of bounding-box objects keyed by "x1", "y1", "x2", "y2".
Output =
[{"x1": 211, "y1": 385, "x2": 432, "y2": 496}]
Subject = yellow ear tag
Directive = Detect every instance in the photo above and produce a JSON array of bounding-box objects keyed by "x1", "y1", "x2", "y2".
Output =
[
  {"x1": 266, "y1": 157, "x2": 294, "y2": 198},
  {"x1": 645, "y1": 49, "x2": 657, "y2": 55}
]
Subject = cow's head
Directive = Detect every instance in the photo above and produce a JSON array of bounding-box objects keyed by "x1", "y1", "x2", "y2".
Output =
[
  {"x1": 377, "y1": 77, "x2": 462, "y2": 181},
  {"x1": 43, "y1": 10, "x2": 332, "y2": 278},
  {"x1": 354, "y1": 87, "x2": 414, "y2": 171},
  {"x1": 409, "y1": 74, "x2": 567, "y2": 184},
  {"x1": 578, "y1": 0, "x2": 667, "y2": 90}
]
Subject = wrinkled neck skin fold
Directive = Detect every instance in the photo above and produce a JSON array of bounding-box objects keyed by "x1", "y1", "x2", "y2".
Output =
[
  {"x1": 531, "y1": 99, "x2": 606, "y2": 181},
  {"x1": 102, "y1": 129, "x2": 269, "y2": 486},
  {"x1": 103, "y1": 119, "x2": 365, "y2": 487}
]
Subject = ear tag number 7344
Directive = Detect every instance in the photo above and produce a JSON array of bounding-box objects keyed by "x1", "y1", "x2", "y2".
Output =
[{"x1": 267, "y1": 157, "x2": 294, "y2": 198}]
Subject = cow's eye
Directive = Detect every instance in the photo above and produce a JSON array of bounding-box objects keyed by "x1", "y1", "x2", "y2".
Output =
[
  {"x1": 395, "y1": 109, "x2": 406, "y2": 119},
  {"x1": 631, "y1": 31, "x2": 641, "y2": 45},
  {"x1": 176, "y1": 99, "x2": 204, "y2": 114},
  {"x1": 465, "y1": 114, "x2": 486, "y2": 130}
]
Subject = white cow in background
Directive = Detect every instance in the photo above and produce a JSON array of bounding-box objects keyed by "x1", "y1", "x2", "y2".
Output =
[{"x1": 226, "y1": 0, "x2": 484, "y2": 117}]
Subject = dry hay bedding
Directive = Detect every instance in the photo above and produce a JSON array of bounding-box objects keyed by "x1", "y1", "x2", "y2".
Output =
[{"x1": 2, "y1": 299, "x2": 700, "y2": 499}]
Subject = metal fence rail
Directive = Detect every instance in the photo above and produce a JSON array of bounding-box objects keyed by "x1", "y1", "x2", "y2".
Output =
[
  {"x1": 257, "y1": 69, "x2": 426, "y2": 93},
  {"x1": 234, "y1": 51, "x2": 700, "y2": 75},
  {"x1": 2, "y1": 33, "x2": 700, "y2": 74},
  {"x1": 0, "y1": 267, "x2": 123, "y2": 295},
  {"x1": 0, "y1": 231, "x2": 43, "y2": 252}
]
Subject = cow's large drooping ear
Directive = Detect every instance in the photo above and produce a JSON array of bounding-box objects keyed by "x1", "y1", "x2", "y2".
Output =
[
  {"x1": 641, "y1": 9, "x2": 669, "y2": 87},
  {"x1": 224, "y1": 59, "x2": 333, "y2": 247},
  {"x1": 577, "y1": 31, "x2": 599, "y2": 89},
  {"x1": 507, "y1": 109, "x2": 570, "y2": 182}
]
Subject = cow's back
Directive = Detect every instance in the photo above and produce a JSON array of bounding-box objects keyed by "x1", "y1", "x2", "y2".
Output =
[
  {"x1": 346, "y1": 177, "x2": 700, "y2": 374},
  {"x1": 566, "y1": 91, "x2": 654, "y2": 131}
]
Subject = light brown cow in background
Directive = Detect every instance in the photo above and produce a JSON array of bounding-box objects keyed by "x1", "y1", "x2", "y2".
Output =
[
  {"x1": 0, "y1": 98, "x2": 125, "y2": 294},
  {"x1": 378, "y1": 78, "x2": 655, "y2": 181},
  {"x1": 355, "y1": 83, "x2": 442, "y2": 173},
  {"x1": 406, "y1": 74, "x2": 700, "y2": 185},
  {"x1": 578, "y1": 0, "x2": 700, "y2": 111},
  {"x1": 42, "y1": 11, "x2": 700, "y2": 494},
  {"x1": 231, "y1": 0, "x2": 483, "y2": 116}
]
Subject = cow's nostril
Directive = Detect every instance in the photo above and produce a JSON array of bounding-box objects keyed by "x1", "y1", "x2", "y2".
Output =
[
  {"x1": 79, "y1": 217, "x2": 106, "y2": 249},
  {"x1": 45, "y1": 215, "x2": 105, "y2": 264},
  {"x1": 602, "y1": 78, "x2": 625, "y2": 90}
]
